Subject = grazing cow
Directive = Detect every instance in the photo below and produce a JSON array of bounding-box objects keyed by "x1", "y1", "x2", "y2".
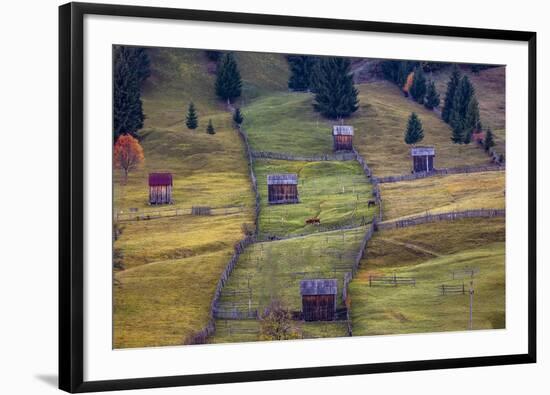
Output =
[
  {"x1": 305, "y1": 217, "x2": 321, "y2": 225},
  {"x1": 367, "y1": 200, "x2": 376, "y2": 208}
]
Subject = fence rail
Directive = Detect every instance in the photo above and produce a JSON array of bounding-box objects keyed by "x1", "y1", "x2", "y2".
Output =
[
  {"x1": 115, "y1": 205, "x2": 246, "y2": 222},
  {"x1": 373, "y1": 165, "x2": 505, "y2": 184},
  {"x1": 369, "y1": 274, "x2": 416, "y2": 287},
  {"x1": 439, "y1": 284, "x2": 466, "y2": 295},
  {"x1": 376, "y1": 209, "x2": 505, "y2": 231},
  {"x1": 251, "y1": 150, "x2": 356, "y2": 162}
]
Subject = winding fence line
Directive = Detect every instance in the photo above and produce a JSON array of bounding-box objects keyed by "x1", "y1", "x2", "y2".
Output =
[
  {"x1": 373, "y1": 165, "x2": 505, "y2": 184},
  {"x1": 376, "y1": 209, "x2": 505, "y2": 231}
]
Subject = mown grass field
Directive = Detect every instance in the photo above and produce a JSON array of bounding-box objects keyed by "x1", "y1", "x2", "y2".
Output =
[
  {"x1": 431, "y1": 66, "x2": 505, "y2": 153},
  {"x1": 210, "y1": 227, "x2": 365, "y2": 344},
  {"x1": 349, "y1": 218, "x2": 505, "y2": 336},
  {"x1": 113, "y1": 48, "x2": 288, "y2": 348},
  {"x1": 254, "y1": 159, "x2": 376, "y2": 237},
  {"x1": 380, "y1": 171, "x2": 505, "y2": 220}
]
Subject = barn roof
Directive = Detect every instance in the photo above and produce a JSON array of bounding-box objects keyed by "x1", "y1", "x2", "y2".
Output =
[
  {"x1": 267, "y1": 174, "x2": 298, "y2": 185},
  {"x1": 148, "y1": 172, "x2": 173, "y2": 186},
  {"x1": 300, "y1": 279, "x2": 337, "y2": 296},
  {"x1": 411, "y1": 146, "x2": 435, "y2": 156},
  {"x1": 332, "y1": 125, "x2": 354, "y2": 136}
]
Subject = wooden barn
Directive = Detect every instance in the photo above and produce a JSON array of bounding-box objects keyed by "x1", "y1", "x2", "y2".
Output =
[
  {"x1": 332, "y1": 125, "x2": 354, "y2": 151},
  {"x1": 148, "y1": 172, "x2": 173, "y2": 205},
  {"x1": 411, "y1": 146, "x2": 435, "y2": 173},
  {"x1": 300, "y1": 279, "x2": 337, "y2": 321},
  {"x1": 267, "y1": 174, "x2": 299, "y2": 204}
]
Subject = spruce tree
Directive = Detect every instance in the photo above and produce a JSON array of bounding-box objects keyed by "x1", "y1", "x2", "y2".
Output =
[
  {"x1": 424, "y1": 80, "x2": 440, "y2": 110},
  {"x1": 442, "y1": 65, "x2": 461, "y2": 123},
  {"x1": 206, "y1": 119, "x2": 216, "y2": 135},
  {"x1": 205, "y1": 50, "x2": 222, "y2": 62},
  {"x1": 215, "y1": 53, "x2": 242, "y2": 103},
  {"x1": 404, "y1": 112, "x2": 424, "y2": 145},
  {"x1": 484, "y1": 128, "x2": 495, "y2": 152},
  {"x1": 233, "y1": 107, "x2": 244, "y2": 126},
  {"x1": 462, "y1": 96, "x2": 481, "y2": 143},
  {"x1": 287, "y1": 55, "x2": 317, "y2": 91},
  {"x1": 185, "y1": 102, "x2": 198, "y2": 130},
  {"x1": 113, "y1": 46, "x2": 151, "y2": 140},
  {"x1": 409, "y1": 67, "x2": 427, "y2": 104},
  {"x1": 312, "y1": 57, "x2": 359, "y2": 119}
]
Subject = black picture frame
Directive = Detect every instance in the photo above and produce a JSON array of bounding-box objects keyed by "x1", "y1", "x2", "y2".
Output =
[{"x1": 59, "y1": 2, "x2": 537, "y2": 393}]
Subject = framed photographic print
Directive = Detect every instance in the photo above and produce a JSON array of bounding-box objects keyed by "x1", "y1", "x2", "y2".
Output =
[{"x1": 59, "y1": 2, "x2": 537, "y2": 392}]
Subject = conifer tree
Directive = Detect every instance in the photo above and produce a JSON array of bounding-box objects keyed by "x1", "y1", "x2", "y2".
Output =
[
  {"x1": 215, "y1": 53, "x2": 242, "y2": 103},
  {"x1": 409, "y1": 67, "x2": 427, "y2": 104},
  {"x1": 233, "y1": 107, "x2": 244, "y2": 126},
  {"x1": 113, "y1": 46, "x2": 151, "y2": 140},
  {"x1": 312, "y1": 57, "x2": 359, "y2": 119},
  {"x1": 462, "y1": 96, "x2": 481, "y2": 143},
  {"x1": 185, "y1": 102, "x2": 198, "y2": 130},
  {"x1": 205, "y1": 50, "x2": 222, "y2": 62},
  {"x1": 424, "y1": 80, "x2": 440, "y2": 110},
  {"x1": 206, "y1": 119, "x2": 216, "y2": 134},
  {"x1": 484, "y1": 128, "x2": 495, "y2": 152},
  {"x1": 442, "y1": 65, "x2": 461, "y2": 123},
  {"x1": 287, "y1": 56, "x2": 317, "y2": 91},
  {"x1": 404, "y1": 112, "x2": 424, "y2": 145}
]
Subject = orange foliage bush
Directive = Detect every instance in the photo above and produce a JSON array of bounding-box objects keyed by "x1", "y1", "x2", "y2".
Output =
[
  {"x1": 403, "y1": 71, "x2": 414, "y2": 94},
  {"x1": 114, "y1": 134, "x2": 144, "y2": 184}
]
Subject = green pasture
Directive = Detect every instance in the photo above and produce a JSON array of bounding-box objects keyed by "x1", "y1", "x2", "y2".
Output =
[
  {"x1": 349, "y1": 218, "x2": 505, "y2": 336},
  {"x1": 254, "y1": 159, "x2": 376, "y2": 238}
]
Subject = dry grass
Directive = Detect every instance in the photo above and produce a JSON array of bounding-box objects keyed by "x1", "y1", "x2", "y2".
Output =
[
  {"x1": 351, "y1": 81, "x2": 493, "y2": 177},
  {"x1": 380, "y1": 171, "x2": 505, "y2": 220}
]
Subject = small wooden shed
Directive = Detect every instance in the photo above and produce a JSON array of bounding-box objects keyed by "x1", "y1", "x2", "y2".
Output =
[
  {"x1": 411, "y1": 146, "x2": 435, "y2": 173},
  {"x1": 267, "y1": 174, "x2": 299, "y2": 204},
  {"x1": 300, "y1": 279, "x2": 337, "y2": 321},
  {"x1": 148, "y1": 172, "x2": 173, "y2": 205},
  {"x1": 332, "y1": 125, "x2": 354, "y2": 152}
]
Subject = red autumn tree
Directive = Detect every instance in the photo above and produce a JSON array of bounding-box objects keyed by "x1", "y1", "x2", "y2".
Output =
[{"x1": 114, "y1": 135, "x2": 144, "y2": 184}]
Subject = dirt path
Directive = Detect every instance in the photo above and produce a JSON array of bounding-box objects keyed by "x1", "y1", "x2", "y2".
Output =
[{"x1": 381, "y1": 237, "x2": 442, "y2": 258}]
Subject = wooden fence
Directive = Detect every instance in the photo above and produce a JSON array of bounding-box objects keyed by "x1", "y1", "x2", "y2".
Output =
[
  {"x1": 115, "y1": 205, "x2": 246, "y2": 222},
  {"x1": 184, "y1": 236, "x2": 255, "y2": 345},
  {"x1": 373, "y1": 164, "x2": 505, "y2": 184},
  {"x1": 369, "y1": 274, "x2": 416, "y2": 287},
  {"x1": 376, "y1": 209, "x2": 505, "y2": 231},
  {"x1": 191, "y1": 206, "x2": 211, "y2": 216},
  {"x1": 251, "y1": 150, "x2": 356, "y2": 162},
  {"x1": 353, "y1": 148, "x2": 383, "y2": 221},
  {"x1": 258, "y1": 219, "x2": 371, "y2": 242},
  {"x1": 439, "y1": 283, "x2": 466, "y2": 295},
  {"x1": 237, "y1": 127, "x2": 261, "y2": 235}
]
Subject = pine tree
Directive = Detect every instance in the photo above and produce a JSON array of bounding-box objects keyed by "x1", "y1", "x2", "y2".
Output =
[
  {"x1": 462, "y1": 96, "x2": 481, "y2": 143},
  {"x1": 287, "y1": 56, "x2": 317, "y2": 91},
  {"x1": 113, "y1": 46, "x2": 151, "y2": 140},
  {"x1": 404, "y1": 112, "x2": 424, "y2": 145},
  {"x1": 205, "y1": 50, "x2": 222, "y2": 62},
  {"x1": 215, "y1": 53, "x2": 242, "y2": 103},
  {"x1": 312, "y1": 57, "x2": 359, "y2": 119},
  {"x1": 442, "y1": 65, "x2": 461, "y2": 123},
  {"x1": 185, "y1": 102, "x2": 198, "y2": 130},
  {"x1": 409, "y1": 67, "x2": 427, "y2": 104},
  {"x1": 233, "y1": 107, "x2": 244, "y2": 126},
  {"x1": 206, "y1": 119, "x2": 216, "y2": 134},
  {"x1": 424, "y1": 80, "x2": 440, "y2": 110},
  {"x1": 484, "y1": 128, "x2": 495, "y2": 152}
]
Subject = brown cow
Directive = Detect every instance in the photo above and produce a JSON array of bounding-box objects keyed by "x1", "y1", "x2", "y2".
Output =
[
  {"x1": 305, "y1": 217, "x2": 321, "y2": 225},
  {"x1": 367, "y1": 200, "x2": 376, "y2": 208}
]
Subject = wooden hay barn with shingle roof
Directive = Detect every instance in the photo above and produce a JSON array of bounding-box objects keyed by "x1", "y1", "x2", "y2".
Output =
[
  {"x1": 300, "y1": 279, "x2": 337, "y2": 321},
  {"x1": 411, "y1": 146, "x2": 435, "y2": 173},
  {"x1": 267, "y1": 173, "x2": 299, "y2": 204},
  {"x1": 332, "y1": 125, "x2": 354, "y2": 152},
  {"x1": 148, "y1": 172, "x2": 173, "y2": 205}
]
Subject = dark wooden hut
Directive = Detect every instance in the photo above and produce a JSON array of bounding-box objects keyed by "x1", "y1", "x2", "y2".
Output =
[
  {"x1": 411, "y1": 146, "x2": 435, "y2": 173},
  {"x1": 300, "y1": 279, "x2": 337, "y2": 321},
  {"x1": 267, "y1": 174, "x2": 299, "y2": 204},
  {"x1": 332, "y1": 125, "x2": 354, "y2": 152},
  {"x1": 148, "y1": 172, "x2": 173, "y2": 205}
]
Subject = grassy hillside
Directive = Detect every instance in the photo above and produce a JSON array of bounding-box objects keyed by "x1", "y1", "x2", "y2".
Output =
[
  {"x1": 351, "y1": 81, "x2": 492, "y2": 177},
  {"x1": 114, "y1": 47, "x2": 287, "y2": 348},
  {"x1": 210, "y1": 227, "x2": 366, "y2": 344},
  {"x1": 380, "y1": 171, "x2": 505, "y2": 220},
  {"x1": 349, "y1": 218, "x2": 505, "y2": 336},
  {"x1": 431, "y1": 65, "x2": 505, "y2": 152},
  {"x1": 254, "y1": 160, "x2": 376, "y2": 237}
]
